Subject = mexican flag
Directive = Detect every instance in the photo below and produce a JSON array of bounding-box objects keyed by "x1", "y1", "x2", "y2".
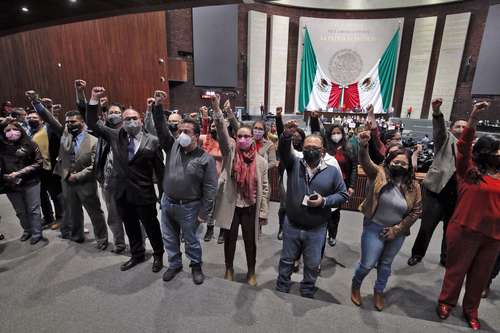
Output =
[{"x1": 298, "y1": 27, "x2": 400, "y2": 113}]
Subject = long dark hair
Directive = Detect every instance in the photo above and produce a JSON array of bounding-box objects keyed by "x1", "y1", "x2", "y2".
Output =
[
  {"x1": 472, "y1": 135, "x2": 500, "y2": 175},
  {"x1": 328, "y1": 125, "x2": 348, "y2": 151},
  {"x1": 384, "y1": 148, "x2": 415, "y2": 190}
]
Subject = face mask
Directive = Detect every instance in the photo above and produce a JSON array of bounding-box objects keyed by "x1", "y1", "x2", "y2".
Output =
[
  {"x1": 238, "y1": 137, "x2": 253, "y2": 151},
  {"x1": 28, "y1": 120, "x2": 40, "y2": 130},
  {"x1": 67, "y1": 124, "x2": 82, "y2": 136},
  {"x1": 331, "y1": 134, "x2": 343, "y2": 143},
  {"x1": 122, "y1": 120, "x2": 141, "y2": 136},
  {"x1": 253, "y1": 129, "x2": 265, "y2": 140},
  {"x1": 168, "y1": 123, "x2": 178, "y2": 133},
  {"x1": 5, "y1": 129, "x2": 22, "y2": 141},
  {"x1": 389, "y1": 165, "x2": 408, "y2": 178},
  {"x1": 303, "y1": 149, "x2": 322, "y2": 166},
  {"x1": 107, "y1": 113, "x2": 122, "y2": 127},
  {"x1": 178, "y1": 132, "x2": 192, "y2": 148}
]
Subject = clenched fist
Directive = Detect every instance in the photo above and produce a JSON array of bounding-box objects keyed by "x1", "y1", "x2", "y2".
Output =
[
  {"x1": 91, "y1": 86, "x2": 106, "y2": 100},
  {"x1": 154, "y1": 90, "x2": 167, "y2": 105},
  {"x1": 358, "y1": 131, "x2": 371, "y2": 147},
  {"x1": 75, "y1": 79, "x2": 87, "y2": 91}
]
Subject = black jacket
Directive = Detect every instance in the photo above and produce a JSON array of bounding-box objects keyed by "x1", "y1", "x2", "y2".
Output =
[
  {"x1": 0, "y1": 136, "x2": 43, "y2": 192},
  {"x1": 86, "y1": 104, "x2": 164, "y2": 205}
]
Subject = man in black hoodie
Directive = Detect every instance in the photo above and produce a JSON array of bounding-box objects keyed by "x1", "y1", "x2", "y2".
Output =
[{"x1": 276, "y1": 126, "x2": 348, "y2": 298}]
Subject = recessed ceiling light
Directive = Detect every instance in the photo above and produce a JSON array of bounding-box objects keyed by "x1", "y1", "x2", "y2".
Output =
[
  {"x1": 21, "y1": 6, "x2": 29, "y2": 13},
  {"x1": 69, "y1": 0, "x2": 77, "y2": 3}
]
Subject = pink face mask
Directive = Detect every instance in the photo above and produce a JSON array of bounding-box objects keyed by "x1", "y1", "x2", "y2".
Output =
[
  {"x1": 238, "y1": 137, "x2": 253, "y2": 151},
  {"x1": 5, "y1": 129, "x2": 22, "y2": 141}
]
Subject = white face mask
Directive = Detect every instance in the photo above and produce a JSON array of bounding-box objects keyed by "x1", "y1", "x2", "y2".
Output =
[
  {"x1": 331, "y1": 134, "x2": 343, "y2": 143},
  {"x1": 178, "y1": 132, "x2": 192, "y2": 148}
]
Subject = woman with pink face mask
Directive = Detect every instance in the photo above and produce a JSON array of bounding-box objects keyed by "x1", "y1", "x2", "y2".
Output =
[
  {"x1": 210, "y1": 95, "x2": 270, "y2": 286},
  {"x1": 252, "y1": 120, "x2": 278, "y2": 169},
  {"x1": 0, "y1": 119, "x2": 44, "y2": 244}
]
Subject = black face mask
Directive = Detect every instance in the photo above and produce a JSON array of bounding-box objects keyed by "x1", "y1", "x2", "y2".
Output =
[
  {"x1": 28, "y1": 120, "x2": 40, "y2": 131},
  {"x1": 293, "y1": 140, "x2": 303, "y2": 151},
  {"x1": 389, "y1": 165, "x2": 408, "y2": 178},
  {"x1": 210, "y1": 129, "x2": 217, "y2": 139},
  {"x1": 168, "y1": 123, "x2": 178, "y2": 133},
  {"x1": 67, "y1": 124, "x2": 82, "y2": 136},
  {"x1": 303, "y1": 149, "x2": 321, "y2": 167}
]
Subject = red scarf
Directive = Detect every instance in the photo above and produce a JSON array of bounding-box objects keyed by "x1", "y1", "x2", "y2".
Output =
[{"x1": 233, "y1": 143, "x2": 257, "y2": 204}]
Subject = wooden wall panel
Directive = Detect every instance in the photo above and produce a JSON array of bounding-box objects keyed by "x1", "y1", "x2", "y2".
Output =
[{"x1": 0, "y1": 11, "x2": 168, "y2": 114}]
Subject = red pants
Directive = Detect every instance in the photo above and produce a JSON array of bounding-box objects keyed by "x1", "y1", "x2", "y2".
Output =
[{"x1": 439, "y1": 223, "x2": 500, "y2": 318}]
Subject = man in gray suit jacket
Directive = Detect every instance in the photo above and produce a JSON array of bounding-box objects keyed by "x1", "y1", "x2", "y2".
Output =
[
  {"x1": 27, "y1": 91, "x2": 108, "y2": 249},
  {"x1": 408, "y1": 98, "x2": 468, "y2": 266}
]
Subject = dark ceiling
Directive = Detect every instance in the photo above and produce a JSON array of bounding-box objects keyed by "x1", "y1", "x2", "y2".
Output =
[{"x1": 0, "y1": 0, "x2": 243, "y2": 36}]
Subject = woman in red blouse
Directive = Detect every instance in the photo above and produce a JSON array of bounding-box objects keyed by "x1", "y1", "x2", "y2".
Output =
[{"x1": 437, "y1": 101, "x2": 500, "y2": 331}]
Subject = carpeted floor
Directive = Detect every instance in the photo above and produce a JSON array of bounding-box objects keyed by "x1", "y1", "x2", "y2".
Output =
[{"x1": 0, "y1": 196, "x2": 498, "y2": 332}]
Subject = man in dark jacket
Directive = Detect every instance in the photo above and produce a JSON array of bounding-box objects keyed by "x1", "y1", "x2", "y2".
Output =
[
  {"x1": 86, "y1": 86, "x2": 165, "y2": 273},
  {"x1": 276, "y1": 127, "x2": 348, "y2": 298}
]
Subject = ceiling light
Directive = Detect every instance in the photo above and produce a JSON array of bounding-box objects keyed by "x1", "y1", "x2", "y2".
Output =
[
  {"x1": 69, "y1": 0, "x2": 77, "y2": 3},
  {"x1": 21, "y1": 6, "x2": 29, "y2": 13}
]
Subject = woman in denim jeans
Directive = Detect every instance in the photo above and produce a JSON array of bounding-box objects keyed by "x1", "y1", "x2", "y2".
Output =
[{"x1": 351, "y1": 130, "x2": 422, "y2": 311}]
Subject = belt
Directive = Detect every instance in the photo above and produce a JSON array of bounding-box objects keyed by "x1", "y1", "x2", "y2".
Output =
[{"x1": 166, "y1": 197, "x2": 200, "y2": 205}]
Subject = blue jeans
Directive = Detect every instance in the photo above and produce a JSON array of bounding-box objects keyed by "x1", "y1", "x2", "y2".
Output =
[
  {"x1": 160, "y1": 195, "x2": 202, "y2": 269},
  {"x1": 276, "y1": 217, "x2": 326, "y2": 298},
  {"x1": 352, "y1": 220, "x2": 405, "y2": 293}
]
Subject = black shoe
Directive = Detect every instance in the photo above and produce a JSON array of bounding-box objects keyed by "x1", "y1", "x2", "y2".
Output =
[
  {"x1": 71, "y1": 237, "x2": 85, "y2": 243},
  {"x1": 0, "y1": 233, "x2": 4, "y2": 241},
  {"x1": 217, "y1": 230, "x2": 225, "y2": 244},
  {"x1": 327, "y1": 237, "x2": 336, "y2": 247},
  {"x1": 152, "y1": 255, "x2": 163, "y2": 273},
  {"x1": 191, "y1": 264, "x2": 205, "y2": 285},
  {"x1": 120, "y1": 257, "x2": 146, "y2": 271},
  {"x1": 407, "y1": 256, "x2": 422, "y2": 266},
  {"x1": 163, "y1": 266, "x2": 183, "y2": 281},
  {"x1": 96, "y1": 241, "x2": 108, "y2": 251},
  {"x1": 204, "y1": 226, "x2": 214, "y2": 242},
  {"x1": 30, "y1": 237, "x2": 44, "y2": 245},
  {"x1": 277, "y1": 228, "x2": 283, "y2": 241},
  {"x1": 20, "y1": 233, "x2": 31, "y2": 242},
  {"x1": 112, "y1": 245, "x2": 126, "y2": 254}
]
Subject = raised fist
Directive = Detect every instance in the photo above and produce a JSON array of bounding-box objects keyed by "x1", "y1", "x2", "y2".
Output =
[
  {"x1": 366, "y1": 104, "x2": 374, "y2": 115},
  {"x1": 154, "y1": 90, "x2": 167, "y2": 105},
  {"x1": 200, "y1": 106, "x2": 209, "y2": 118},
  {"x1": 75, "y1": 79, "x2": 87, "y2": 91},
  {"x1": 358, "y1": 131, "x2": 371, "y2": 147},
  {"x1": 431, "y1": 98, "x2": 443, "y2": 112},
  {"x1": 276, "y1": 107, "x2": 283, "y2": 117},
  {"x1": 223, "y1": 99, "x2": 231, "y2": 113},
  {"x1": 91, "y1": 86, "x2": 106, "y2": 100},
  {"x1": 100, "y1": 97, "x2": 109, "y2": 108},
  {"x1": 210, "y1": 94, "x2": 221, "y2": 110},
  {"x1": 472, "y1": 101, "x2": 490, "y2": 115},
  {"x1": 41, "y1": 98, "x2": 53, "y2": 109},
  {"x1": 25, "y1": 90, "x2": 39, "y2": 102}
]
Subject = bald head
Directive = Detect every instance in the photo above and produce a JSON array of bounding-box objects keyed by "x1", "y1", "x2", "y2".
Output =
[
  {"x1": 168, "y1": 113, "x2": 182, "y2": 124},
  {"x1": 304, "y1": 134, "x2": 324, "y2": 150}
]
